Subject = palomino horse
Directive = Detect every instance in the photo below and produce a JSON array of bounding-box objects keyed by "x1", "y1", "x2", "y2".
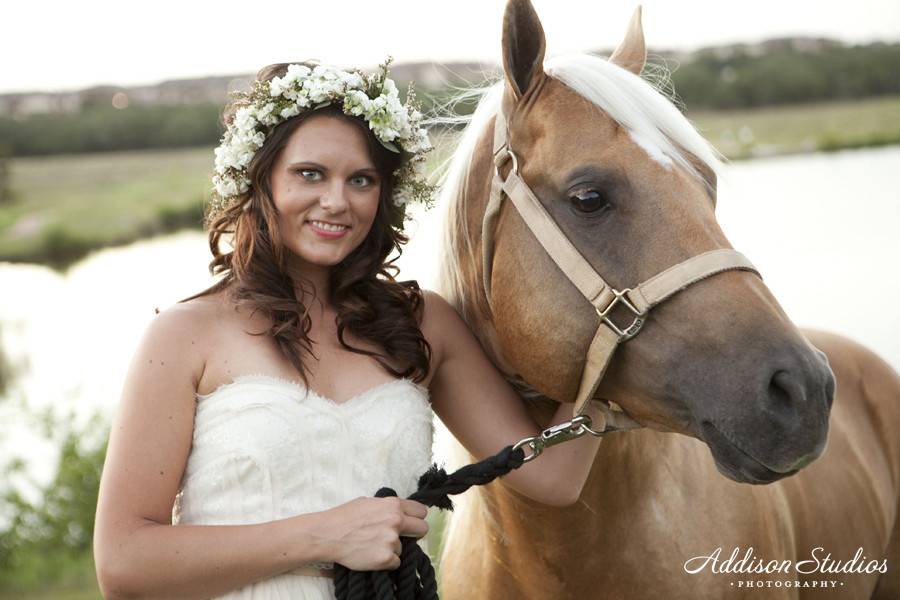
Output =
[{"x1": 435, "y1": 1, "x2": 900, "y2": 598}]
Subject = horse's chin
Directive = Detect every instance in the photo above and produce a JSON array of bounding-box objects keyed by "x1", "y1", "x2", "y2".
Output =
[{"x1": 699, "y1": 421, "x2": 800, "y2": 485}]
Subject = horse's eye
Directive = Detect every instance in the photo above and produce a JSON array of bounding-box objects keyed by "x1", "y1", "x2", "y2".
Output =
[{"x1": 569, "y1": 189, "x2": 610, "y2": 213}]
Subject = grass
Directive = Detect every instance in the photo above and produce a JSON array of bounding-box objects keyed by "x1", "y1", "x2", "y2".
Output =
[
  {"x1": 0, "y1": 148, "x2": 209, "y2": 268},
  {"x1": 1, "y1": 96, "x2": 899, "y2": 269},
  {"x1": 0, "y1": 554, "x2": 101, "y2": 600},
  {"x1": 1, "y1": 590, "x2": 101, "y2": 600},
  {"x1": 0, "y1": 585, "x2": 101, "y2": 600},
  {"x1": 688, "y1": 95, "x2": 900, "y2": 159}
]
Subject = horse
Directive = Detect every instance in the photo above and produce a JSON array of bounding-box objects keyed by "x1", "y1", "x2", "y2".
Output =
[{"x1": 433, "y1": 2, "x2": 900, "y2": 598}]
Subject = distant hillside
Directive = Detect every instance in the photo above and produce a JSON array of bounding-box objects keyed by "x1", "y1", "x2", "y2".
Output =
[
  {"x1": 0, "y1": 37, "x2": 884, "y2": 117},
  {"x1": 658, "y1": 38, "x2": 900, "y2": 109},
  {"x1": 3, "y1": 36, "x2": 898, "y2": 117},
  {"x1": 0, "y1": 62, "x2": 494, "y2": 118},
  {"x1": 1, "y1": 37, "x2": 898, "y2": 158}
]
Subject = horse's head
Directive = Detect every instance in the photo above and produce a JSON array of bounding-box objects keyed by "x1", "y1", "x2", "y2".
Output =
[{"x1": 439, "y1": 0, "x2": 835, "y2": 485}]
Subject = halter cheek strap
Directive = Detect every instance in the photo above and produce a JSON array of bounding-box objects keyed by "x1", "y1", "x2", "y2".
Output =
[{"x1": 483, "y1": 110, "x2": 761, "y2": 428}]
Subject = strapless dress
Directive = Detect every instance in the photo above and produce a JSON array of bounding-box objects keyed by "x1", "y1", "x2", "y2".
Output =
[{"x1": 171, "y1": 374, "x2": 434, "y2": 599}]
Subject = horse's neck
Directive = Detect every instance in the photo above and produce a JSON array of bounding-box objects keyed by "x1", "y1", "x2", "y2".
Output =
[{"x1": 461, "y1": 428, "x2": 687, "y2": 556}]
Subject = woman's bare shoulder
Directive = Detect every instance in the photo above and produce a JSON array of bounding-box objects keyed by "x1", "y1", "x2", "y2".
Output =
[
  {"x1": 154, "y1": 291, "x2": 223, "y2": 328},
  {"x1": 140, "y1": 290, "x2": 234, "y2": 365}
]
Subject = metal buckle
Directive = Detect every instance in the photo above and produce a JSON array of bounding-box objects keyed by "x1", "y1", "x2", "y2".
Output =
[
  {"x1": 494, "y1": 149, "x2": 519, "y2": 178},
  {"x1": 596, "y1": 288, "x2": 646, "y2": 341}
]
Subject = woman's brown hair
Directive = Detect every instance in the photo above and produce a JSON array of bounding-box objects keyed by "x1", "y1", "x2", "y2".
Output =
[{"x1": 186, "y1": 62, "x2": 432, "y2": 386}]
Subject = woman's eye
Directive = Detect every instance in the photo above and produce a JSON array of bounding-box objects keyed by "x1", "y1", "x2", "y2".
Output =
[
  {"x1": 569, "y1": 189, "x2": 610, "y2": 213},
  {"x1": 349, "y1": 175, "x2": 374, "y2": 187},
  {"x1": 298, "y1": 169, "x2": 322, "y2": 181}
]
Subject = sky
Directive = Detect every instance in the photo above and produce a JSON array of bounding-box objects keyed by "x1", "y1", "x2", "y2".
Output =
[{"x1": 3, "y1": 0, "x2": 899, "y2": 94}]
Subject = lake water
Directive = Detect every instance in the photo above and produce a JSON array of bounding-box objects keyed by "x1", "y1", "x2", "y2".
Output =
[{"x1": 1, "y1": 145, "x2": 899, "y2": 486}]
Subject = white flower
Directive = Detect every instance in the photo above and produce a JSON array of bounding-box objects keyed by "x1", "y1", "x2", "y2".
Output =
[
  {"x1": 234, "y1": 106, "x2": 257, "y2": 131},
  {"x1": 214, "y1": 175, "x2": 240, "y2": 198},
  {"x1": 315, "y1": 65, "x2": 339, "y2": 81},
  {"x1": 280, "y1": 105, "x2": 301, "y2": 119},
  {"x1": 340, "y1": 71, "x2": 364, "y2": 88},
  {"x1": 343, "y1": 90, "x2": 371, "y2": 116},
  {"x1": 269, "y1": 78, "x2": 285, "y2": 97},
  {"x1": 286, "y1": 64, "x2": 311, "y2": 79},
  {"x1": 393, "y1": 184, "x2": 411, "y2": 207},
  {"x1": 257, "y1": 102, "x2": 277, "y2": 125},
  {"x1": 374, "y1": 125, "x2": 400, "y2": 141}
]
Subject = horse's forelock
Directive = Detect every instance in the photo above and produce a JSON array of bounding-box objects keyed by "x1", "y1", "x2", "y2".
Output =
[{"x1": 545, "y1": 53, "x2": 723, "y2": 189}]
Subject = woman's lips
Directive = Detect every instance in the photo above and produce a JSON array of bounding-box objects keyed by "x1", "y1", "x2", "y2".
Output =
[{"x1": 306, "y1": 220, "x2": 350, "y2": 239}]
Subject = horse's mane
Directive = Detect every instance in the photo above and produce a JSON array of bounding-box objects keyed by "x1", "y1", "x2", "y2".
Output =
[{"x1": 434, "y1": 53, "x2": 724, "y2": 317}]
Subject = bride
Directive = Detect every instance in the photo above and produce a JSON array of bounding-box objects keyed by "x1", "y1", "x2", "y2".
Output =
[{"x1": 93, "y1": 60, "x2": 605, "y2": 600}]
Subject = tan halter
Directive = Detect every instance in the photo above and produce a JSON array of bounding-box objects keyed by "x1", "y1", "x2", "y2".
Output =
[{"x1": 482, "y1": 110, "x2": 762, "y2": 430}]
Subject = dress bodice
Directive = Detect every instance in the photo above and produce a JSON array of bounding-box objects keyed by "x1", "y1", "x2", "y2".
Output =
[{"x1": 171, "y1": 374, "x2": 434, "y2": 599}]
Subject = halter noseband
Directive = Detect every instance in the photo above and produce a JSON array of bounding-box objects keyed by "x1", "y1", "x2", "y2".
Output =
[{"x1": 481, "y1": 108, "x2": 762, "y2": 431}]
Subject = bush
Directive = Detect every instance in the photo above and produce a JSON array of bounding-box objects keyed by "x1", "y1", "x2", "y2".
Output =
[
  {"x1": 0, "y1": 411, "x2": 108, "y2": 594},
  {"x1": 39, "y1": 227, "x2": 96, "y2": 270}
]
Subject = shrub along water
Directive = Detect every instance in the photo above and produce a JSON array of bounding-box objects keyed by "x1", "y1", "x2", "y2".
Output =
[{"x1": 0, "y1": 409, "x2": 107, "y2": 596}]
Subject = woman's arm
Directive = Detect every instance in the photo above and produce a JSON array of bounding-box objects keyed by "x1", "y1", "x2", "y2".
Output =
[
  {"x1": 96, "y1": 501, "x2": 427, "y2": 600},
  {"x1": 422, "y1": 291, "x2": 606, "y2": 507},
  {"x1": 93, "y1": 304, "x2": 428, "y2": 600}
]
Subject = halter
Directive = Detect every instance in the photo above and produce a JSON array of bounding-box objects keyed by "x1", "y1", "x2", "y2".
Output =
[{"x1": 482, "y1": 108, "x2": 762, "y2": 433}]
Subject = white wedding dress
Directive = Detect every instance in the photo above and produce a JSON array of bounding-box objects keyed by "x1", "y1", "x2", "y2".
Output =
[{"x1": 171, "y1": 374, "x2": 434, "y2": 599}]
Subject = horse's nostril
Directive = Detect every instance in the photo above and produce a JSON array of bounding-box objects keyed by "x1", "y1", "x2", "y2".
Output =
[
  {"x1": 768, "y1": 369, "x2": 804, "y2": 411},
  {"x1": 823, "y1": 366, "x2": 836, "y2": 409}
]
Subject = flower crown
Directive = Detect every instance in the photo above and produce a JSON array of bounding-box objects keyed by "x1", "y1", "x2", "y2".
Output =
[{"x1": 210, "y1": 58, "x2": 436, "y2": 219}]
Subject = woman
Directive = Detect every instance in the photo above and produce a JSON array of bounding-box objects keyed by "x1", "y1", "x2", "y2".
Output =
[{"x1": 93, "y1": 60, "x2": 605, "y2": 600}]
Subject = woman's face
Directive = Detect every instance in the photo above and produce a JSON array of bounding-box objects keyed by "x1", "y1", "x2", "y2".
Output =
[{"x1": 270, "y1": 113, "x2": 382, "y2": 268}]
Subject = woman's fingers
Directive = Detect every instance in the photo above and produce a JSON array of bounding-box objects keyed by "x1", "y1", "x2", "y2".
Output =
[
  {"x1": 379, "y1": 498, "x2": 428, "y2": 537},
  {"x1": 400, "y1": 499, "x2": 428, "y2": 518},
  {"x1": 401, "y1": 515, "x2": 429, "y2": 538}
]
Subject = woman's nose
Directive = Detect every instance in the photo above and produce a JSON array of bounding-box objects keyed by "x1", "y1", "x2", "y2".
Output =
[{"x1": 319, "y1": 181, "x2": 350, "y2": 212}]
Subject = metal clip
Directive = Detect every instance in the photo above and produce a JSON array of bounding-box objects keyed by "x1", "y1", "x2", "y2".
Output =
[{"x1": 511, "y1": 415, "x2": 598, "y2": 463}]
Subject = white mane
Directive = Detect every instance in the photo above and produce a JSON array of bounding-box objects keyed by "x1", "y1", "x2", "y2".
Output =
[{"x1": 434, "y1": 53, "x2": 724, "y2": 312}]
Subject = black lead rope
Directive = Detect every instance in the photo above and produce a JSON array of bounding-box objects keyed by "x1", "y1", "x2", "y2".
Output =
[{"x1": 333, "y1": 445, "x2": 527, "y2": 600}]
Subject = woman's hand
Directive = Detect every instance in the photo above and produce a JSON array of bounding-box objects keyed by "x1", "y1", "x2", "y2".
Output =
[{"x1": 317, "y1": 496, "x2": 429, "y2": 571}]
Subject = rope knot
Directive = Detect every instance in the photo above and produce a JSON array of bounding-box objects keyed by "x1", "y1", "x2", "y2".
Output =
[{"x1": 334, "y1": 445, "x2": 526, "y2": 599}]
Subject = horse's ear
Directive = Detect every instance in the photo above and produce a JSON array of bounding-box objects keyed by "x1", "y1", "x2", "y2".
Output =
[
  {"x1": 501, "y1": 0, "x2": 546, "y2": 99},
  {"x1": 609, "y1": 6, "x2": 647, "y2": 75}
]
